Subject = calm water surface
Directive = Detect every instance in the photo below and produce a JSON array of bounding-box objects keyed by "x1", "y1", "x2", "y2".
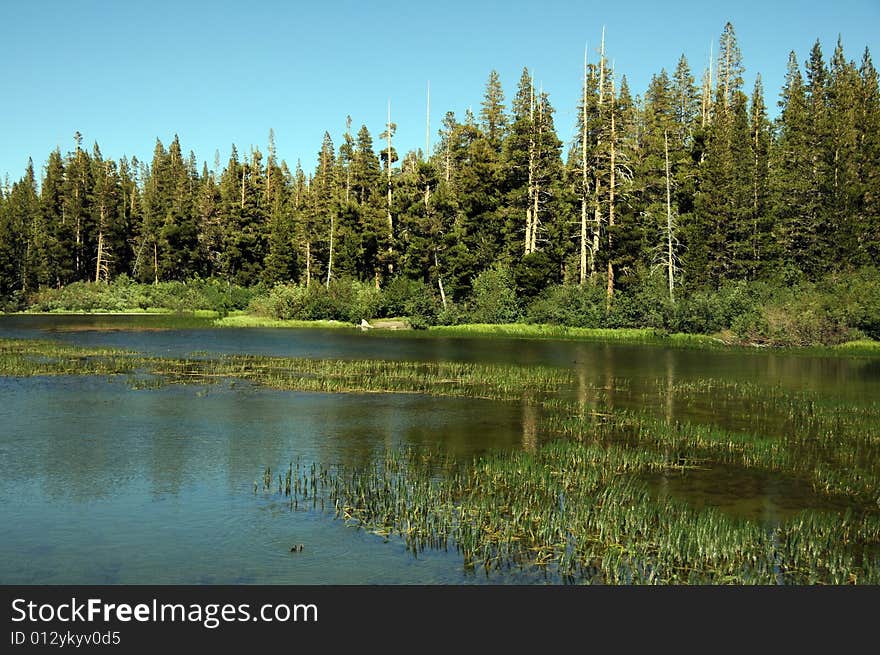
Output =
[{"x1": 1, "y1": 315, "x2": 878, "y2": 583}]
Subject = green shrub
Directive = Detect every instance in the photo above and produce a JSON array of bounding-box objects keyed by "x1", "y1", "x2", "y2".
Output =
[
  {"x1": 378, "y1": 277, "x2": 423, "y2": 318},
  {"x1": 26, "y1": 277, "x2": 258, "y2": 314},
  {"x1": 671, "y1": 281, "x2": 766, "y2": 334},
  {"x1": 435, "y1": 303, "x2": 467, "y2": 326},
  {"x1": 514, "y1": 251, "x2": 561, "y2": 301},
  {"x1": 731, "y1": 279, "x2": 861, "y2": 346},
  {"x1": 403, "y1": 286, "x2": 440, "y2": 329},
  {"x1": 821, "y1": 268, "x2": 880, "y2": 340},
  {"x1": 467, "y1": 265, "x2": 519, "y2": 324},
  {"x1": 250, "y1": 279, "x2": 380, "y2": 324},
  {"x1": 525, "y1": 284, "x2": 606, "y2": 328}
]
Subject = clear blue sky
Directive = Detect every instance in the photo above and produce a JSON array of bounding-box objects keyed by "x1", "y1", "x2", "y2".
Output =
[{"x1": 2, "y1": 0, "x2": 878, "y2": 183}]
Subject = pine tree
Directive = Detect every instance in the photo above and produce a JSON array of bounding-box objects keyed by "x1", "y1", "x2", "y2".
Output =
[
  {"x1": 637, "y1": 70, "x2": 678, "y2": 290},
  {"x1": 41, "y1": 149, "x2": 70, "y2": 286},
  {"x1": 217, "y1": 145, "x2": 243, "y2": 282},
  {"x1": 772, "y1": 52, "x2": 816, "y2": 277},
  {"x1": 804, "y1": 40, "x2": 832, "y2": 277},
  {"x1": 672, "y1": 55, "x2": 700, "y2": 143},
  {"x1": 311, "y1": 132, "x2": 337, "y2": 286},
  {"x1": 0, "y1": 175, "x2": 21, "y2": 298},
  {"x1": 748, "y1": 75, "x2": 772, "y2": 277},
  {"x1": 229, "y1": 147, "x2": 269, "y2": 285},
  {"x1": 89, "y1": 146, "x2": 119, "y2": 283},
  {"x1": 196, "y1": 162, "x2": 222, "y2": 277},
  {"x1": 116, "y1": 156, "x2": 139, "y2": 278},
  {"x1": 137, "y1": 139, "x2": 169, "y2": 282},
  {"x1": 689, "y1": 23, "x2": 752, "y2": 287},
  {"x1": 856, "y1": 48, "x2": 880, "y2": 262},
  {"x1": 264, "y1": 161, "x2": 298, "y2": 285},
  {"x1": 480, "y1": 70, "x2": 508, "y2": 153},
  {"x1": 826, "y1": 38, "x2": 862, "y2": 266},
  {"x1": 9, "y1": 161, "x2": 41, "y2": 294},
  {"x1": 63, "y1": 133, "x2": 93, "y2": 281}
]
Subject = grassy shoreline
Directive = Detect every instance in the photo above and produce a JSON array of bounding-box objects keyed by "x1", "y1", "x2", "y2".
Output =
[{"x1": 3, "y1": 309, "x2": 879, "y2": 355}]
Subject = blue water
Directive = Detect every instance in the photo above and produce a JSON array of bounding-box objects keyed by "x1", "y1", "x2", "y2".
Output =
[{"x1": 1, "y1": 314, "x2": 878, "y2": 583}]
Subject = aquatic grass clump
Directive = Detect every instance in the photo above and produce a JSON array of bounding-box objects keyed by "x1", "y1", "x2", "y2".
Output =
[
  {"x1": 150, "y1": 355, "x2": 575, "y2": 402},
  {"x1": 269, "y1": 441, "x2": 880, "y2": 584},
  {"x1": 544, "y1": 405, "x2": 880, "y2": 506},
  {"x1": 0, "y1": 338, "x2": 575, "y2": 402},
  {"x1": 0, "y1": 338, "x2": 142, "y2": 377}
]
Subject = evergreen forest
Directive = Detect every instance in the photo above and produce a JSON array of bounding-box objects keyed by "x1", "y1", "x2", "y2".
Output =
[{"x1": 2, "y1": 23, "x2": 879, "y2": 345}]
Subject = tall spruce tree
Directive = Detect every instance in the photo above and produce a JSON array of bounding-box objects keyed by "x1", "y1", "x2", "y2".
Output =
[
  {"x1": 856, "y1": 48, "x2": 880, "y2": 262},
  {"x1": 772, "y1": 52, "x2": 819, "y2": 278}
]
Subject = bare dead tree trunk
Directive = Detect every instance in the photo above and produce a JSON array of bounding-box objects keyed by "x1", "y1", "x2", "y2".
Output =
[
  {"x1": 386, "y1": 99, "x2": 393, "y2": 237},
  {"x1": 266, "y1": 131, "x2": 273, "y2": 204},
  {"x1": 240, "y1": 164, "x2": 246, "y2": 209},
  {"x1": 592, "y1": 29, "x2": 606, "y2": 280},
  {"x1": 95, "y1": 199, "x2": 106, "y2": 283},
  {"x1": 665, "y1": 129, "x2": 675, "y2": 303},
  {"x1": 525, "y1": 79, "x2": 536, "y2": 255},
  {"x1": 75, "y1": 186, "x2": 81, "y2": 277},
  {"x1": 95, "y1": 230, "x2": 104, "y2": 283},
  {"x1": 580, "y1": 44, "x2": 589, "y2": 284},
  {"x1": 386, "y1": 99, "x2": 394, "y2": 275},
  {"x1": 531, "y1": 86, "x2": 543, "y2": 254},
  {"x1": 326, "y1": 214, "x2": 334, "y2": 287},
  {"x1": 606, "y1": 74, "x2": 616, "y2": 307},
  {"x1": 599, "y1": 27, "x2": 606, "y2": 107},
  {"x1": 444, "y1": 127, "x2": 451, "y2": 184},
  {"x1": 305, "y1": 241, "x2": 311, "y2": 288},
  {"x1": 753, "y1": 123, "x2": 760, "y2": 275},
  {"x1": 701, "y1": 42, "x2": 713, "y2": 127},
  {"x1": 345, "y1": 116, "x2": 352, "y2": 204},
  {"x1": 434, "y1": 249, "x2": 447, "y2": 310}
]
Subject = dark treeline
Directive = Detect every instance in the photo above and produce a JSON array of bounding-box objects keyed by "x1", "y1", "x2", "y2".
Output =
[{"x1": 1, "y1": 24, "x2": 878, "y2": 320}]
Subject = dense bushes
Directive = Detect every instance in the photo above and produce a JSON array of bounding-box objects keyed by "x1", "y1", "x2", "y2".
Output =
[
  {"x1": 731, "y1": 269, "x2": 880, "y2": 346},
  {"x1": 467, "y1": 265, "x2": 520, "y2": 324},
  {"x1": 250, "y1": 279, "x2": 381, "y2": 323},
  {"x1": 17, "y1": 266, "x2": 880, "y2": 346},
  {"x1": 526, "y1": 284, "x2": 606, "y2": 328},
  {"x1": 250, "y1": 277, "x2": 441, "y2": 327},
  {"x1": 519, "y1": 267, "x2": 880, "y2": 346},
  {"x1": 25, "y1": 276, "x2": 260, "y2": 314}
]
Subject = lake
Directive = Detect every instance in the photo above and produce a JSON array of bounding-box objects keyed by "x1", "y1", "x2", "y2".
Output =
[{"x1": 1, "y1": 314, "x2": 878, "y2": 583}]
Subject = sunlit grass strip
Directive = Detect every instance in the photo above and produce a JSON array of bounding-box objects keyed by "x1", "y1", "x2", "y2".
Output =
[
  {"x1": 17, "y1": 308, "x2": 180, "y2": 315},
  {"x1": 833, "y1": 339, "x2": 880, "y2": 354},
  {"x1": 428, "y1": 324, "x2": 665, "y2": 341},
  {"x1": 273, "y1": 443, "x2": 880, "y2": 584},
  {"x1": 212, "y1": 314, "x2": 355, "y2": 329}
]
